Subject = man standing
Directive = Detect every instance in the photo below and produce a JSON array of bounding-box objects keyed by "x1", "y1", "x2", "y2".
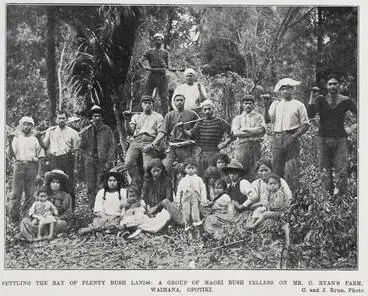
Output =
[
  {"x1": 232, "y1": 95, "x2": 266, "y2": 181},
  {"x1": 151, "y1": 94, "x2": 199, "y2": 174},
  {"x1": 9, "y1": 116, "x2": 43, "y2": 225},
  {"x1": 264, "y1": 78, "x2": 310, "y2": 191},
  {"x1": 308, "y1": 75, "x2": 357, "y2": 196},
  {"x1": 125, "y1": 95, "x2": 164, "y2": 182},
  {"x1": 139, "y1": 33, "x2": 171, "y2": 114},
  {"x1": 40, "y1": 110, "x2": 80, "y2": 211},
  {"x1": 171, "y1": 68, "x2": 208, "y2": 112},
  {"x1": 184, "y1": 100, "x2": 232, "y2": 176},
  {"x1": 80, "y1": 105, "x2": 116, "y2": 209}
]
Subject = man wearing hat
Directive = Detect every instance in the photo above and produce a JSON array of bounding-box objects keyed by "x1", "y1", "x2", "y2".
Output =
[
  {"x1": 308, "y1": 75, "x2": 357, "y2": 196},
  {"x1": 125, "y1": 95, "x2": 164, "y2": 181},
  {"x1": 232, "y1": 95, "x2": 266, "y2": 181},
  {"x1": 139, "y1": 33, "x2": 171, "y2": 114},
  {"x1": 264, "y1": 78, "x2": 310, "y2": 191},
  {"x1": 183, "y1": 99, "x2": 232, "y2": 176},
  {"x1": 9, "y1": 116, "x2": 44, "y2": 225},
  {"x1": 171, "y1": 68, "x2": 208, "y2": 112},
  {"x1": 223, "y1": 160, "x2": 255, "y2": 207},
  {"x1": 38, "y1": 110, "x2": 80, "y2": 211},
  {"x1": 80, "y1": 105, "x2": 116, "y2": 209}
]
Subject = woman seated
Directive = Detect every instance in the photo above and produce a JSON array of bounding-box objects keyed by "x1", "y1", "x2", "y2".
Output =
[
  {"x1": 243, "y1": 159, "x2": 292, "y2": 234},
  {"x1": 79, "y1": 171, "x2": 127, "y2": 235},
  {"x1": 19, "y1": 170, "x2": 72, "y2": 241}
]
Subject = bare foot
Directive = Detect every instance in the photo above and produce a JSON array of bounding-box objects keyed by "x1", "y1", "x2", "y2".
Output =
[{"x1": 46, "y1": 235, "x2": 53, "y2": 240}]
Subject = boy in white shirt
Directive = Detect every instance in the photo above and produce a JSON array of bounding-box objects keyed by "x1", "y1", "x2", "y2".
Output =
[{"x1": 175, "y1": 158, "x2": 208, "y2": 232}]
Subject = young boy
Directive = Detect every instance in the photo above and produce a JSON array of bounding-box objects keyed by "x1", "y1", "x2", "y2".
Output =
[
  {"x1": 28, "y1": 187, "x2": 58, "y2": 240},
  {"x1": 175, "y1": 158, "x2": 208, "y2": 234}
]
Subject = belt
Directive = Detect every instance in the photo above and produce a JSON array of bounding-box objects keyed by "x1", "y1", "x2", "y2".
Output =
[
  {"x1": 273, "y1": 129, "x2": 297, "y2": 135},
  {"x1": 16, "y1": 160, "x2": 37, "y2": 164}
]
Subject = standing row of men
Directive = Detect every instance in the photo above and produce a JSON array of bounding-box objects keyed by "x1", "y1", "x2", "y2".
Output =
[{"x1": 7, "y1": 73, "x2": 357, "y2": 226}]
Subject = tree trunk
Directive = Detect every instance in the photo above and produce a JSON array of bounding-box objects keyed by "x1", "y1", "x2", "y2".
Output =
[
  {"x1": 316, "y1": 7, "x2": 323, "y2": 87},
  {"x1": 46, "y1": 7, "x2": 57, "y2": 123}
]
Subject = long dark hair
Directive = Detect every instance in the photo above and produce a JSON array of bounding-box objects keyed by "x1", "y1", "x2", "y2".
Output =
[{"x1": 103, "y1": 172, "x2": 123, "y2": 200}]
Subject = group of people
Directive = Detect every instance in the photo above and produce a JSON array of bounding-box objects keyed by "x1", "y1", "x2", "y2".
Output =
[{"x1": 7, "y1": 32, "x2": 357, "y2": 243}]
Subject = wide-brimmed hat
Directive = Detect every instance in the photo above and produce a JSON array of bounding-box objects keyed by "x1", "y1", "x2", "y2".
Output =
[
  {"x1": 44, "y1": 169, "x2": 71, "y2": 191},
  {"x1": 88, "y1": 105, "x2": 104, "y2": 117},
  {"x1": 222, "y1": 160, "x2": 247, "y2": 175},
  {"x1": 274, "y1": 78, "x2": 301, "y2": 92}
]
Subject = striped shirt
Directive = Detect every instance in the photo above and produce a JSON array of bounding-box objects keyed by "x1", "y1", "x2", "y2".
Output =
[{"x1": 191, "y1": 117, "x2": 231, "y2": 152}]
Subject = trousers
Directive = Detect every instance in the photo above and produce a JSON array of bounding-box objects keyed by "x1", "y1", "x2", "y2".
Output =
[
  {"x1": 271, "y1": 133, "x2": 300, "y2": 192},
  {"x1": 235, "y1": 140, "x2": 262, "y2": 181},
  {"x1": 144, "y1": 72, "x2": 169, "y2": 114},
  {"x1": 9, "y1": 162, "x2": 38, "y2": 223},
  {"x1": 318, "y1": 136, "x2": 348, "y2": 195}
]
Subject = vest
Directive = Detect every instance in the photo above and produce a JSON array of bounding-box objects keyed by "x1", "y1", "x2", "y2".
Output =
[{"x1": 228, "y1": 178, "x2": 248, "y2": 204}]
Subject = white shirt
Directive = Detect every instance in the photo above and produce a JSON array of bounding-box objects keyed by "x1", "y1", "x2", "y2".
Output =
[
  {"x1": 268, "y1": 99, "x2": 310, "y2": 132},
  {"x1": 12, "y1": 134, "x2": 44, "y2": 161},
  {"x1": 176, "y1": 174, "x2": 207, "y2": 204},
  {"x1": 171, "y1": 82, "x2": 208, "y2": 110},
  {"x1": 93, "y1": 188, "x2": 127, "y2": 216},
  {"x1": 43, "y1": 126, "x2": 80, "y2": 156},
  {"x1": 250, "y1": 178, "x2": 292, "y2": 205}
]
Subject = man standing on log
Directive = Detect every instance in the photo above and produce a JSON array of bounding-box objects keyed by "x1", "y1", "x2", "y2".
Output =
[
  {"x1": 308, "y1": 75, "x2": 357, "y2": 196},
  {"x1": 264, "y1": 78, "x2": 310, "y2": 192},
  {"x1": 79, "y1": 105, "x2": 116, "y2": 210},
  {"x1": 139, "y1": 33, "x2": 171, "y2": 115}
]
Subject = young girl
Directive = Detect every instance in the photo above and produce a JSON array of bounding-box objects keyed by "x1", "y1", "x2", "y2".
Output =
[
  {"x1": 176, "y1": 158, "x2": 208, "y2": 232},
  {"x1": 247, "y1": 173, "x2": 292, "y2": 229},
  {"x1": 79, "y1": 171, "x2": 127, "y2": 235},
  {"x1": 212, "y1": 153, "x2": 231, "y2": 184},
  {"x1": 28, "y1": 186, "x2": 58, "y2": 241},
  {"x1": 203, "y1": 179, "x2": 236, "y2": 236},
  {"x1": 203, "y1": 166, "x2": 221, "y2": 203}
]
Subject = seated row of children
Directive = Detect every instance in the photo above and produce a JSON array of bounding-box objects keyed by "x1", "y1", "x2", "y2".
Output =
[{"x1": 29, "y1": 155, "x2": 291, "y2": 241}]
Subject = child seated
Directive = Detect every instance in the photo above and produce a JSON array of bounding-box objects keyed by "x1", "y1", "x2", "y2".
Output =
[
  {"x1": 175, "y1": 158, "x2": 208, "y2": 233},
  {"x1": 211, "y1": 179, "x2": 234, "y2": 215},
  {"x1": 119, "y1": 184, "x2": 147, "y2": 232},
  {"x1": 247, "y1": 173, "x2": 291, "y2": 229},
  {"x1": 28, "y1": 186, "x2": 58, "y2": 241}
]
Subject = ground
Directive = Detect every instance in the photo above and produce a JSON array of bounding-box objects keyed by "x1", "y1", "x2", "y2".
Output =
[{"x1": 5, "y1": 183, "x2": 285, "y2": 270}]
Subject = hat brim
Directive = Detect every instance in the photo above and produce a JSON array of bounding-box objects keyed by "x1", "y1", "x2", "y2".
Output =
[
  {"x1": 88, "y1": 109, "x2": 104, "y2": 117},
  {"x1": 44, "y1": 171, "x2": 71, "y2": 191},
  {"x1": 222, "y1": 167, "x2": 247, "y2": 176}
]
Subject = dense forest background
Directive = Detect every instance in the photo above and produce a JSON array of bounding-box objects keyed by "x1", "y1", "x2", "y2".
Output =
[{"x1": 5, "y1": 5, "x2": 358, "y2": 269}]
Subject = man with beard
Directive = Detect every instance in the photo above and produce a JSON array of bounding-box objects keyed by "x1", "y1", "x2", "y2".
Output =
[
  {"x1": 39, "y1": 110, "x2": 80, "y2": 211},
  {"x1": 264, "y1": 78, "x2": 310, "y2": 192},
  {"x1": 125, "y1": 95, "x2": 164, "y2": 182},
  {"x1": 232, "y1": 95, "x2": 266, "y2": 181},
  {"x1": 183, "y1": 100, "x2": 232, "y2": 176},
  {"x1": 308, "y1": 75, "x2": 357, "y2": 196},
  {"x1": 80, "y1": 105, "x2": 116, "y2": 210},
  {"x1": 139, "y1": 33, "x2": 171, "y2": 114},
  {"x1": 9, "y1": 116, "x2": 44, "y2": 226}
]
